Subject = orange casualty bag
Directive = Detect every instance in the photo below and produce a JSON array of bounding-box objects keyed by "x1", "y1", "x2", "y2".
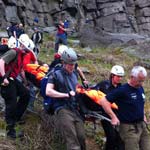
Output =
[
  {"x1": 76, "y1": 85, "x2": 118, "y2": 110},
  {"x1": 25, "y1": 64, "x2": 49, "y2": 80}
]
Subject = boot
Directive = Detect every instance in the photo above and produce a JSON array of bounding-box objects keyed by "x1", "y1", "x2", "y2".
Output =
[
  {"x1": 6, "y1": 125, "x2": 24, "y2": 139},
  {"x1": 7, "y1": 128, "x2": 16, "y2": 139}
]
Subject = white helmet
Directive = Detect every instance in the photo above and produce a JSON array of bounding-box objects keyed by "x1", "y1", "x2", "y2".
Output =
[
  {"x1": 27, "y1": 39, "x2": 35, "y2": 51},
  {"x1": 24, "y1": 39, "x2": 36, "y2": 59},
  {"x1": 18, "y1": 34, "x2": 35, "y2": 50},
  {"x1": 8, "y1": 36, "x2": 17, "y2": 48},
  {"x1": 18, "y1": 34, "x2": 36, "y2": 59},
  {"x1": 58, "y1": 45, "x2": 68, "y2": 55},
  {"x1": 18, "y1": 34, "x2": 30, "y2": 46},
  {"x1": 111, "y1": 65, "x2": 125, "y2": 76}
]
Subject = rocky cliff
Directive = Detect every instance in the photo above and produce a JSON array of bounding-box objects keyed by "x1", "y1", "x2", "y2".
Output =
[{"x1": 1, "y1": 0, "x2": 150, "y2": 46}]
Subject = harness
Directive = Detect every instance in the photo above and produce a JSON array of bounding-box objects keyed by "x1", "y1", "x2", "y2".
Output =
[{"x1": 53, "y1": 69, "x2": 78, "y2": 113}]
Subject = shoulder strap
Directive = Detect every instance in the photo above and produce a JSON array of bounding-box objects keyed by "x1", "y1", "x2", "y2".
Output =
[
  {"x1": 3, "y1": 53, "x2": 18, "y2": 79},
  {"x1": 61, "y1": 70, "x2": 73, "y2": 92},
  {"x1": 63, "y1": 74, "x2": 71, "y2": 92},
  {"x1": 0, "y1": 53, "x2": 18, "y2": 84}
]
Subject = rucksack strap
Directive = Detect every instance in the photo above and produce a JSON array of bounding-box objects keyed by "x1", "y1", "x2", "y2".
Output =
[
  {"x1": 61, "y1": 70, "x2": 79, "y2": 112},
  {"x1": 0, "y1": 53, "x2": 18, "y2": 84}
]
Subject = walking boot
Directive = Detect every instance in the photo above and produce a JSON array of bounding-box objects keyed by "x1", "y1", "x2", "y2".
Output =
[
  {"x1": 7, "y1": 128, "x2": 16, "y2": 139},
  {"x1": 6, "y1": 125, "x2": 24, "y2": 139}
]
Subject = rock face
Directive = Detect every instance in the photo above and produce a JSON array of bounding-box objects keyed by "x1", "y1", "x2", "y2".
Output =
[
  {"x1": 0, "y1": 0, "x2": 54, "y2": 27},
  {"x1": 1, "y1": 0, "x2": 150, "y2": 46}
]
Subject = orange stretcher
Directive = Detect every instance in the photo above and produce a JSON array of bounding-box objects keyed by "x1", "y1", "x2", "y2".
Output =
[
  {"x1": 25, "y1": 64, "x2": 49, "y2": 80},
  {"x1": 76, "y1": 85, "x2": 118, "y2": 110}
]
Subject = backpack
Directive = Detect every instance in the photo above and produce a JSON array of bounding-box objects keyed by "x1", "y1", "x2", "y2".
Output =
[
  {"x1": 40, "y1": 73, "x2": 54, "y2": 114},
  {"x1": 40, "y1": 63, "x2": 62, "y2": 114}
]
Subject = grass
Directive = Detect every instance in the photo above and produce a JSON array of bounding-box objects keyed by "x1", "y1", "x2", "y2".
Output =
[{"x1": 0, "y1": 32, "x2": 150, "y2": 149}]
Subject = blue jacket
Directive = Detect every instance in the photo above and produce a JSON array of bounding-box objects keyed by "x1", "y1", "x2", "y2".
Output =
[
  {"x1": 106, "y1": 83, "x2": 145, "y2": 123},
  {"x1": 48, "y1": 67, "x2": 78, "y2": 111}
]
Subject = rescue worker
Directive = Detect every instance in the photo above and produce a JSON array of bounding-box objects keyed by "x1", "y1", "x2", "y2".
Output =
[
  {"x1": 100, "y1": 66, "x2": 150, "y2": 150},
  {"x1": 94, "y1": 65, "x2": 125, "y2": 150},
  {"x1": 18, "y1": 34, "x2": 38, "y2": 112},
  {"x1": 50, "y1": 45, "x2": 88, "y2": 86},
  {"x1": 48, "y1": 45, "x2": 67, "y2": 70},
  {"x1": 0, "y1": 36, "x2": 30, "y2": 139},
  {"x1": 46, "y1": 48, "x2": 86, "y2": 150}
]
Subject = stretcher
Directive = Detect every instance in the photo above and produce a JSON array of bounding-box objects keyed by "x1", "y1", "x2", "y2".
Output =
[
  {"x1": 76, "y1": 85, "x2": 113, "y2": 124},
  {"x1": 24, "y1": 66, "x2": 112, "y2": 123}
]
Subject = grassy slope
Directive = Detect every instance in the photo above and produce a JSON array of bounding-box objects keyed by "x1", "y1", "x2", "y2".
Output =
[{"x1": 0, "y1": 33, "x2": 150, "y2": 149}]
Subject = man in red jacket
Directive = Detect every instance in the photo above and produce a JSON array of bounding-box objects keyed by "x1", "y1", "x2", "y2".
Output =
[
  {"x1": 0, "y1": 36, "x2": 31, "y2": 139},
  {"x1": 54, "y1": 20, "x2": 68, "y2": 52}
]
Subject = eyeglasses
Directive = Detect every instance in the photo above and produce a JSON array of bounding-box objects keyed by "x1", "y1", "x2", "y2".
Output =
[{"x1": 132, "y1": 76, "x2": 145, "y2": 83}]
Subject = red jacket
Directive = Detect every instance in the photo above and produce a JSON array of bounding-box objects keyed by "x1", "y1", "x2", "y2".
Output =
[
  {"x1": 3, "y1": 48, "x2": 25, "y2": 79},
  {"x1": 57, "y1": 25, "x2": 65, "y2": 34},
  {"x1": 23, "y1": 51, "x2": 37, "y2": 70},
  {"x1": 1, "y1": 48, "x2": 37, "y2": 79}
]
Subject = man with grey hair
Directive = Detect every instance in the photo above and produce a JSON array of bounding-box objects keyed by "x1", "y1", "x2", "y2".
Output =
[{"x1": 100, "y1": 66, "x2": 150, "y2": 150}]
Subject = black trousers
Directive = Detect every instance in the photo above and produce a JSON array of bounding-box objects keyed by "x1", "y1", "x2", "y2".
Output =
[
  {"x1": 1, "y1": 79, "x2": 30, "y2": 128},
  {"x1": 101, "y1": 119, "x2": 125, "y2": 150}
]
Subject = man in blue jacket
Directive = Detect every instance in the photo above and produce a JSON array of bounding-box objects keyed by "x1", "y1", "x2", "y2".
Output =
[
  {"x1": 101, "y1": 66, "x2": 150, "y2": 150},
  {"x1": 46, "y1": 48, "x2": 86, "y2": 150},
  {"x1": 94, "y1": 65, "x2": 125, "y2": 150}
]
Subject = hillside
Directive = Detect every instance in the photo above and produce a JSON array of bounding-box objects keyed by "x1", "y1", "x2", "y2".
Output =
[{"x1": 0, "y1": 33, "x2": 150, "y2": 150}]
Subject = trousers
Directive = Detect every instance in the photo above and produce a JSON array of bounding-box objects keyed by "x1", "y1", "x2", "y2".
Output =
[
  {"x1": 101, "y1": 119, "x2": 125, "y2": 150},
  {"x1": 1, "y1": 79, "x2": 30, "y2": 127},
  {"x1": 119, "y1": 121, "x2": 150, "y2": 150},
  {"x1": 55, "y1": 34, "x2": 67, "y2": 52},
  {"x1": 55, "y1": 108, "x2": 86, "y2": 150}
]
